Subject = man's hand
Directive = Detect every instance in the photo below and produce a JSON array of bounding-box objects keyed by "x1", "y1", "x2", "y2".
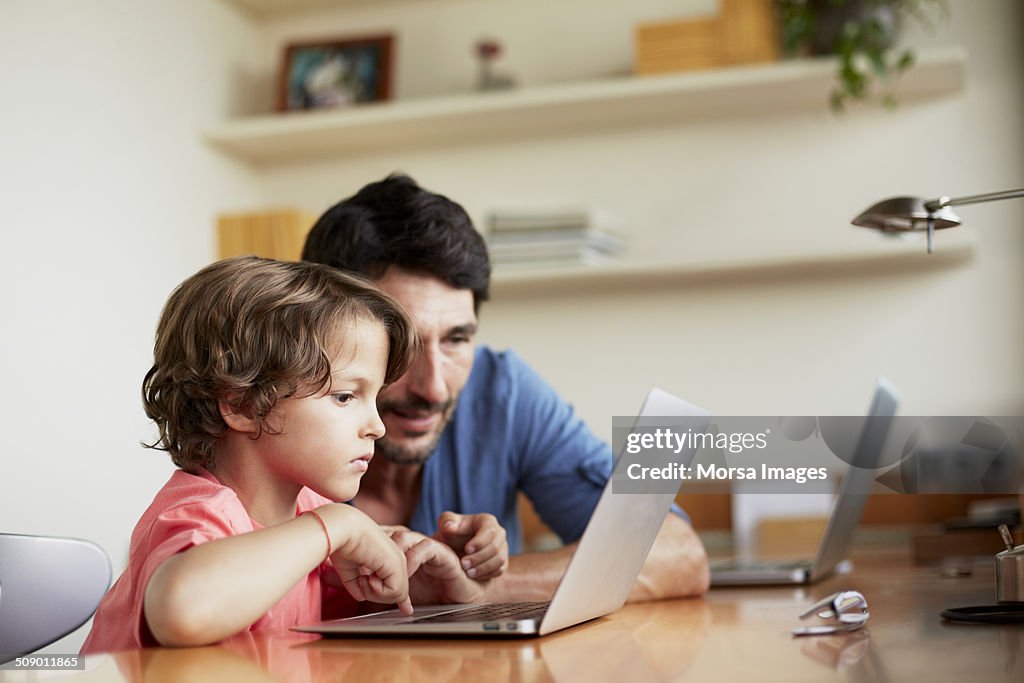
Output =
[
  {"x1": 433, "y1": 512, "x2": 509, "y2": 580},
  {"x1": 388, "y1": 527, "x2": 489, "y2": 605}
]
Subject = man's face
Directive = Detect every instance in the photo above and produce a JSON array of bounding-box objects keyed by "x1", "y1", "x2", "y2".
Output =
[{"x1": 373, "y1": 267, "x2": 477, "y2": 465}]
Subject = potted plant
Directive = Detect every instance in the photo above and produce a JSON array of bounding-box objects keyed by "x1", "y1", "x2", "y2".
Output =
[{"x1": 776, "y1": 0, "x2": 948, "y2": 111}]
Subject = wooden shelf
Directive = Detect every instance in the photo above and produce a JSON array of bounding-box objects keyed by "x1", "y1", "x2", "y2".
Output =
[
  {"x1": 489, "y1": 230, "x2": 976, "y2": 297},
  {"x1": 203, "y1": 46, "x2": 967, "y2": 165},
  {"x1": 223, "y1": 0, "x2": 379, "y2": 19}
]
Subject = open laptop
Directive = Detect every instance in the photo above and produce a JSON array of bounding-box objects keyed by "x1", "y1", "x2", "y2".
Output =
[
  {"x1": 295, "y1": 387, "x2": 710, "y2": 637},
  {"x1": 709, "y1": 378, "x2": 900, "y2": 586}
]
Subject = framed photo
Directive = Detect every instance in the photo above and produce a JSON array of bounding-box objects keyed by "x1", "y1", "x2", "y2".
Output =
[{"x1": 279, "y1": 35, "x2": 394, "y2": 112}]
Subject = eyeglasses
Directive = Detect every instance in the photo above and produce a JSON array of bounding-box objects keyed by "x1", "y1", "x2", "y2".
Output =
[{"x1": 792, "y1": 590, "x2": 870, "y2": 637}]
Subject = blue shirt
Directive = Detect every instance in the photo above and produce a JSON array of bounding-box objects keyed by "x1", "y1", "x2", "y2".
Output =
[{"x1": 407, "y1": 347, "x2": 612, "y2": 554}]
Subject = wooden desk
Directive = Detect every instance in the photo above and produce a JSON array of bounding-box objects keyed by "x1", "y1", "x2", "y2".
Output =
[{"x1": 18, "y1": 547, "x2": 1022, "y2": 682}]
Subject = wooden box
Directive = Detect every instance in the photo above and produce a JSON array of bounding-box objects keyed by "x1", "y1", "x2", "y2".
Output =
[
  {"x1": 217, "y1": 208, "x2": 318, "y2": 261},
  {"x1": 719, "y1": 0, "x2": 779, "y2": 66},
  {"x1": 634, "y1": 0, "x2": 779, "y2": 76},
  {"x1": 635, "y1": 16, "x2": 720, "y2": 75}
]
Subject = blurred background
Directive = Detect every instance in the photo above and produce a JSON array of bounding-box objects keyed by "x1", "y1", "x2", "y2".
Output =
[{"x1": 1, "y1": 0, "x2": 1021, "y2": 652}]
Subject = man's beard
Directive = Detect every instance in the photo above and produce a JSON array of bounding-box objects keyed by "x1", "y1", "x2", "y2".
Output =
[{"x1": 376, "y1": 395, "x2": 455, "y2": 465}]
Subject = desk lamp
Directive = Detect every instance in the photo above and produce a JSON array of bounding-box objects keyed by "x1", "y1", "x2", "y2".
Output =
[{"x1": 851, "y1": 188, "x2": 1024, "y2": 253}]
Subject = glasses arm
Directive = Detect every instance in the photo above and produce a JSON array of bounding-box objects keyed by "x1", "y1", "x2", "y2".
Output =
[{"x1": 799, "y1": 590, "x2": 869, "y2": 620}]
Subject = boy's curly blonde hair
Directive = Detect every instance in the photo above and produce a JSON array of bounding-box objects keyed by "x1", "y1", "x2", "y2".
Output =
[{"x1": 142, "y1": 255, "x2": 416, "y2": 472}]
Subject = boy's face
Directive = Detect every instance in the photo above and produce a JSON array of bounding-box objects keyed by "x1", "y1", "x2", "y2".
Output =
[
  {"x1": 373, "y1": 267, "x2": 477, "y2": 466},
  {"x1": 259, "y1": 317, "x2": 389, "y2": 502}
]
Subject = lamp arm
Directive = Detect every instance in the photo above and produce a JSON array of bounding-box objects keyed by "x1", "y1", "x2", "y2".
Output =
[{"x1": 924, "y1": 188, "x2": 1024, "y2": 212}]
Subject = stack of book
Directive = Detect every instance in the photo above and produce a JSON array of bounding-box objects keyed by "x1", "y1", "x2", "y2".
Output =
[{"x1": 485, "y1": 207, "x2": 627, "y2": 268}]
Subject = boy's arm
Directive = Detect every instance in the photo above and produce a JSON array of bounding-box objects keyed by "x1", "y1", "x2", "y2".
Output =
[
  {"x1": 482, "y1": 515, "x2": 709, "y2": 602},
  {"x1": 144, "y1": 504, "x2": 408, "y2": 647}
]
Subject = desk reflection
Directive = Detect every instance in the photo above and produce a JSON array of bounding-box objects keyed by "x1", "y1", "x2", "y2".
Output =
[
  {"x1": 539, "y1": 598, "x2": 711, "y2": 681},
  {"x1": 101, "y1": 599, "x2": 712, "y2": 683},
  {"x1": 111, "y1": 632, "x2": 330, "y2": 683},
  {"x1": 797, "y1": 631, "x2": 894, "y2": 683},
  {"x1": 47, "y1": 554, "x2": 1019, "y2": 683}
]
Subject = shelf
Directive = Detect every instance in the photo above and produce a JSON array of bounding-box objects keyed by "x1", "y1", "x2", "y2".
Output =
[
  {"x1": 223, "y1": 0, "x2": 378, "y2": 19},
  {"x1": 489, "y1": 230, "x2": 976, "y2": 297},
  {"x1": 203, "y1": 46, "x2": 967, "y2": 165}
]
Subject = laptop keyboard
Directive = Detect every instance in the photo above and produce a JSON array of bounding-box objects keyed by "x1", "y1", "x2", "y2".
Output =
[{"x1": 410, "y1": 601, "x2": 550, "y2": 624}]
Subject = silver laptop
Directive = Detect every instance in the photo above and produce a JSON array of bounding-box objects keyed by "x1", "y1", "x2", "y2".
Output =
[
  {"x1": 295, "y1": 387, "x2": 710, "y2": 637},
  {"x1": 710, "y1": 378, "x2": 900, "y2": 586}
]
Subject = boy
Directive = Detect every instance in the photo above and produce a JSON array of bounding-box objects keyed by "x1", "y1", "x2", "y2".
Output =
[{"x1": 82, "y1": 256, "x2": 493, "y2": 652}]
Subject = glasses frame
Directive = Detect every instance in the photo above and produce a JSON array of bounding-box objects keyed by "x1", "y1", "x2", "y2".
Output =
[{"x1": 792, "y1": 590, "x2": 870, "y2": 637}]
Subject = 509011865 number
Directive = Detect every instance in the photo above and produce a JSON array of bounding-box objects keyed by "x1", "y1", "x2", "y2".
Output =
[{"x1": 1, "y1": 655, "x2": 84, "y2": 670}]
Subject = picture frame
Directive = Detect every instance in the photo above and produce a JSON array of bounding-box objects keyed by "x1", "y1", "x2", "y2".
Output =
[{"x1": 278, "y1": 34, "x2": 394, "y2": 112}]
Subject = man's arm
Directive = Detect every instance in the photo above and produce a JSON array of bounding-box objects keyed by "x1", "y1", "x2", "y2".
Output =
[
  {"x1": 482, "y1": 544, "x2": 575, "y2": 603},
  {"x1": 483, "y1": 513, "x2": 709, "y2": 603},
  {"x1": 473, "y1": 351, "x2": 709, "y2": 601},
  {"x1": 628, "y1": 513, "x2": 709, "y2": 601}
]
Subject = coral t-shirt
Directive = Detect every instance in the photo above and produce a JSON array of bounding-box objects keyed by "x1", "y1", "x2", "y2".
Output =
[{"x1": 81, "y1": 468, "x2": 356, "y2": 654}]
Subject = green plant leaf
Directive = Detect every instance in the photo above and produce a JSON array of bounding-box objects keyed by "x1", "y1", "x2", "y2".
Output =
[
  {"x1": 867, "y1": 46, "x2": 887, "y2": 76},
  {"x1": 774, "y1": 0, "x2": 949, "y2": 110},
  {"x1": 830, "y1": 89, "x2": 846, "y2": 113},
  {"x1": 840, "y1": 60, "x2": 867, "y2": 99},
  {"x1": 896, "y1": 49, "x2": 915, "y2": 72}
]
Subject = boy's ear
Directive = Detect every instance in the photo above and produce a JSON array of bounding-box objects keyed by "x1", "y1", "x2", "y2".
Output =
[{"x1": 218, "y1": 398, "x2": 258, "y2": 434}]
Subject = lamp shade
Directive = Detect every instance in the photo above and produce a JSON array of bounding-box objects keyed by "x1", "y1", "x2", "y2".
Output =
[{"x1": 851, "y1": 196, "x2": 961, "y2": 232}]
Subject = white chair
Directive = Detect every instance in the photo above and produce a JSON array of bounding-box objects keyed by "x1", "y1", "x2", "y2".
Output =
[{"x1": 0, "y1": 533, "x2": 110, "y2": 663}]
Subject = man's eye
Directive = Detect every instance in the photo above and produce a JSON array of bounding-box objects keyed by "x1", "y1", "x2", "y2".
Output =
[{"x1": 332, "y1": 393, "x2": 355, "y2": 405}]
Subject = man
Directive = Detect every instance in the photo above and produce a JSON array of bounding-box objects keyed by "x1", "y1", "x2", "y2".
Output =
[{"x1": 302, "y1": 174, "x2": 709, "y2": 601}]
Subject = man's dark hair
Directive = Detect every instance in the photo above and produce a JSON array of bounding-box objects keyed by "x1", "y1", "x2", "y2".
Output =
[{"x1": 302, "y1": 174, "x2": 490, "y2": 311}]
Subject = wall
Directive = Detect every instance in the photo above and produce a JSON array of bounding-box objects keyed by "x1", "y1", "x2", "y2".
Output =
[
  {"x1": 0, "y1": 0, "x2": 261, "y2": 653},
  {"x1": 0, "y1": 0, "x2": 1020, "y2": 655},
  {"x1": 255, "y1": 0, "x2": 1024, "y2": 428}
]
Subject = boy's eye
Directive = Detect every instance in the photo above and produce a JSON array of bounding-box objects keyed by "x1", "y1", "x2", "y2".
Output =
[{"x1": 332, "y1": 392, "x2": 355, "y2": 405}]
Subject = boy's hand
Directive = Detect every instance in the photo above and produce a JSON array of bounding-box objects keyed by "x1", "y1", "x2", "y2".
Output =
[
  {"x1": 433, "y1": 512, "x2": 509, "y2": 580},
  {"x1": 388, "y1": 528, "x2": 489, "y2": 605},
  {"x1": 324, "y1": 505, "x2": 412, "y2": 615}
]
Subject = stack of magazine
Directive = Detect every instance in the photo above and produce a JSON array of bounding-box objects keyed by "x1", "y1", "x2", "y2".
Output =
[{"x1": 485, "y1": 207, "x2": 627, "y2": 268}]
